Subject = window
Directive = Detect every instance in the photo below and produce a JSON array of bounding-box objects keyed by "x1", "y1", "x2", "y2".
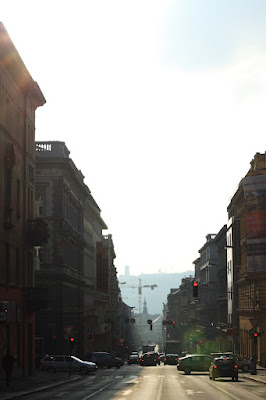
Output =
[
  {"x1": 27, "y1": 252, "x2": 33, "y2": 287},
  {"x1": 15, "y1": 248, "x2": 20, "y2": 285},
  {"x1": 5, "y1": 243, "x2": 10, "y2": 284},
  {"x1": 28, "y1": 187, "x2": 33, "y2": 218},
  {"x1": 35, "y1": 193, "x2": 44, "y2": 217},
  {"x1": 54, "y1": 356, "x2": 65, "y2": 362},
  {"x1": 16, "y1": 179, "x2": 21, "y2": 218},
  {"x1": 4, "y1": 144, "x2": 15, "y2": 228}
]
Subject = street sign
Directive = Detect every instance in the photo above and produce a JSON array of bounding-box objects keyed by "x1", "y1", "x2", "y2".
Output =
[
  {"x1": 64, "y1": 326, "x2": 74, "y2": 336},
  {"x1": 250, "y1": 318, "x2": 259, "y2": 328}
]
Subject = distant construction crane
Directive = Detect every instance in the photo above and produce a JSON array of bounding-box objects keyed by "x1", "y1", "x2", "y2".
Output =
[{"x1": 120, "y1": 278, "x2": 158, "y2": 328}]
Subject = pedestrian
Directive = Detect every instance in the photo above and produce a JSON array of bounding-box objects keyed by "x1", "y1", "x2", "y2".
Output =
[{"x1": 2, "y1": 351, "x2": 15, "y2": 387}]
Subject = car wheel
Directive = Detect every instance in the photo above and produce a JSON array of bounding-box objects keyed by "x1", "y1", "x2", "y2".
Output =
[
  {"x1": 242, "y1": 365, "x2": 250, "y2": 372},
  {"x1": 47, "y1": 366, "x2": 56, "y2": 374},
  {"x1": 184, "y1": 367, "x2": 191, "y2": 375},
  {"x1": 209, "y1": 375, "x2": 212, "y2": 380},
  {"x1": 81, "y1": 367, "x2": 89, "y2": 375},
  {"x1": 116, "y1": 364, "x2": 120, "y2": 369}
]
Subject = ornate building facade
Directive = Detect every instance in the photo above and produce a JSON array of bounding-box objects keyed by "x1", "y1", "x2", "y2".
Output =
[
  {"x1": 34, "y1": 141, "x2": 120, "y2": 358},
  {"x1": 0, "y1": 23, "x2": 46, "y2": 376}
]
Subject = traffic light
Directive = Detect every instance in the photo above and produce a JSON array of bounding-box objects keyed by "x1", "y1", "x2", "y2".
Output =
[
  {"x1": 252, "y1": 332, "x2": 261, "y2": 344},
  {"x1": 70, "y1": 337, "x2": 75, "y2": 344},
  {"x1": 193, "y1": 282, "x2": 199, "y2": 297},
  {"x1": 173, "y1": 321, "x2": 175, "y2": 328},
  {"x1": 150, "y1": 323, "x2": 152, "y2": 330}
]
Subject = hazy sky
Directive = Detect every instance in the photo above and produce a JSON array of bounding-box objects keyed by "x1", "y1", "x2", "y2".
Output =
[{"x1": 2, "y1": 0, "x2": 266, "y2": 276}]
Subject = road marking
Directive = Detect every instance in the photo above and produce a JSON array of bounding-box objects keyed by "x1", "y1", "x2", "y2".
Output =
[
  {"x1": 185, "y1": 389, "x2": 203, "y2": 395},
  {"x1": 122, "y1": 389, "x2": 133, "y2": 396},
  {"x1": 81, "y1": 380, "x2": 116, "y2": 399},
  {"x1": 156, "y1": 376, "x2": 164, "y2": 400},
  {"x1": 205, "y1": 378, "x2": 262, "y2": 400}
]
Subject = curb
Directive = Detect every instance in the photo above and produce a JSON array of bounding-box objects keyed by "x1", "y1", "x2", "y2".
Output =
[{"x1": 243, "y1": 375, "x2": 266, "y2": 385}]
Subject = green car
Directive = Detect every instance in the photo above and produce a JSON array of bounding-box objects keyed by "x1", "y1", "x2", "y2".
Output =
[{"x1": 177, "y1": 354, "x2": 213, "y2": 375}]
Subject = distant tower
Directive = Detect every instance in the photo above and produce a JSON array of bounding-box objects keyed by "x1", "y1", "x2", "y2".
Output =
[
  {"x1": 125, "y1": 265, "x2": 130, "y2": 277},
  {"x1": 143, "y1": 297, "x2": 148, "y2": 314}
]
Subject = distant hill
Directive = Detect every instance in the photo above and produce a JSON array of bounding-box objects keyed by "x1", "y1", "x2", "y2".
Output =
[{"x1": 119, "y1": 271, "x2": 194, "y2": 315}]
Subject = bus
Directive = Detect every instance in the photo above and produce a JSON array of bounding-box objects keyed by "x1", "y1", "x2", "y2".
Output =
[
  {"x1": 164, "y1": 340, "x2": 181, "y2": 355},
  {"x1": 142, "y1": 344, "x2": 155, "y2": 353}
]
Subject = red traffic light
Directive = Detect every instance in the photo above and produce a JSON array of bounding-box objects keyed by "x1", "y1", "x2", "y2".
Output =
[
  {"x1": 70, "y1": 337, "x2": 75, "y2": 342},
  {"x1": 254, "y1": 332, "x2": 258, "y2": 337},
  {"x1": 192, "y1": 281, "x2": 199, "y2": 297}
]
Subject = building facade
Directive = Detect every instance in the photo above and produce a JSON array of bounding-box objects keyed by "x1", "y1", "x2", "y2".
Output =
[
  {"x1": 0, "y1": 23, "x2": 46, "y2": 376},
  {"x1": 227, "y1": 153, "x2": 266, "y2": 366},
  {"x1": 34, "y1": 141, "x2": 119, "y2": 359},
  {"x1": 194, "y1": 234, "x2": 218, "y2": 327}
]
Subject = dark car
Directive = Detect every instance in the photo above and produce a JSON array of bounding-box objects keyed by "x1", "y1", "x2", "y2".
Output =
[
  {"x1": 177, "y1": 354, "x2": 213, "y2": 375},
  {"x1": 85, "y1": 352, "x2": 123, "y2": 369},
  {"x1": 140, "y1": 353, "x2": 158, "y2": 366},
  {"x1": 209, "y1": 357, "x2": 238, "y2": 381},
  {"x1": 40, "y1": 355, "x2": 97, "y2": 374},
  {"x1": 128, "y1": 354, "x2": 139, "y2": 365},
  {"x1": 164, "y1": 354, "x2": 179, "y2": 365},
  {"x1": 211, "y1": 353, "x2": 251, "y2": 372},
  {"x1": 151, "y1": 352, "x2": 160, "y2": 365}
]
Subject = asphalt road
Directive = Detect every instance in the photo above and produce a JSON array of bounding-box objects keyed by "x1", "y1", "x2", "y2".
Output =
[{"x1": 18, "y1": 364, "x2": 266, "y2": 400}]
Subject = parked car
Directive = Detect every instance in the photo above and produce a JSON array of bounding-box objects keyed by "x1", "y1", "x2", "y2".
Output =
[
  {"x1": 211, "y1": 353, "x2": 251, "y2": 372},
  {"x1": 40, "y1": 355, "x2": 97, "y2": 374},
  {"x1": 164, "y1": 354, "x2": 179, "y2": 365},
  {"x1": 85, "y1": 352, "x2": 123, "y2": 369},
  {"x1": 128, "y1": 354, "x2": 139, "y2": 365},
  {"x1": 209, "y1": 357, "x2": 238, "y2": 381},
  {"x1": 140, "y1": 353, "x2": 157, "y2": 366},
  {"x1": 177, "y1": 354, "x2": 213, "y2": 375}
]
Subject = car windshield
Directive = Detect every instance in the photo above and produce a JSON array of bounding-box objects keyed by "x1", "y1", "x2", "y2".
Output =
[{"x1": 71, "y1": 356, "x2": 82, "y2": 362}]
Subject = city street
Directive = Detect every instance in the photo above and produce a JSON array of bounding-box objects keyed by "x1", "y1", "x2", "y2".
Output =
[{"x1": 11, "y1": 364, "x2": 266, "y2": 400}]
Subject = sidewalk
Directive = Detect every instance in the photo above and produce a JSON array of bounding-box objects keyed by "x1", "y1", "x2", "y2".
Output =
[
  {"x1": 242, "y1": 366, "x2": 266, "y2": 385},
  {"x1": 0, "y1": 370, "x2": 83, "y2": 400}
]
